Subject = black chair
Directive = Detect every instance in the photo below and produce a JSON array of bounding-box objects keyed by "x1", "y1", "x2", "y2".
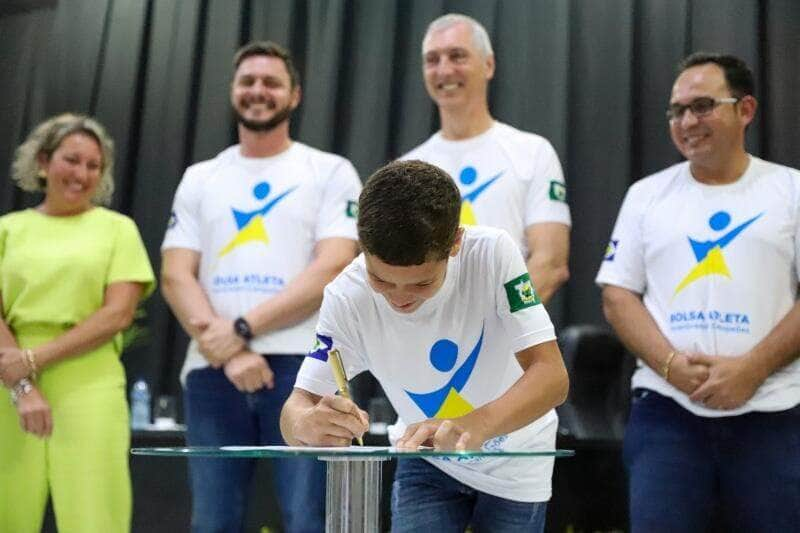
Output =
[
  {"x1": 557, "y1": 323, "x2": 635, "y2": 443},
  {"x1": 547, "y1": 323, "x2": 635, "y2": 532}
]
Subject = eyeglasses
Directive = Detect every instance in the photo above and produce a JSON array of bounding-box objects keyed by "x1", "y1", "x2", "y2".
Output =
[{"x1": 666, "y1": 97, "x2": 739, "y2": 121}]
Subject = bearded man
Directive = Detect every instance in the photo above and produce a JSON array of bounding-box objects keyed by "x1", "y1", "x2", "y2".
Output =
[{"x1": 161, "y1": 41, "x2": 361, "y2": 533}]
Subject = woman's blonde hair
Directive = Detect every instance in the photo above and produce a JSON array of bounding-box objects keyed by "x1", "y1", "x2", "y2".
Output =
[{"x1": 11, "y1": 113, "x2": 115, "y2": 205}]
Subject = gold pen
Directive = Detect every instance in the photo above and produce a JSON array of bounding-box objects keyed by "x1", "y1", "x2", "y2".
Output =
[{"x1": 328, "y1": 348, "x2": 364, "y2": 446}]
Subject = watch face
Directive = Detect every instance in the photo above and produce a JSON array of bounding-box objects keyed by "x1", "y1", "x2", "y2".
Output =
[
  {"x1": 11, "y1": 379, "x2": 33, "y2": 405},
  {"x1": 234, "y1": 317, "x2": 253, "y2": 340}
]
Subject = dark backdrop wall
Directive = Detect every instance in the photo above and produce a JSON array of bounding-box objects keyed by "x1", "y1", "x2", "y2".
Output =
[{"x1": 1, "y1": 0, "x2": 799, "y2": 398}]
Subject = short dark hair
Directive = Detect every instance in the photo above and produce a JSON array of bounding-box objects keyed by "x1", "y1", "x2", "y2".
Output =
[
  {"x1": 678, "y1": 52, "x2": 755, "y2": 98},
  {"x1": 233, "y1": 40, "x2": 300, "y2": 89},
  {"x1": 358, "y1": 160, "x2": 461, "y2": 266}
]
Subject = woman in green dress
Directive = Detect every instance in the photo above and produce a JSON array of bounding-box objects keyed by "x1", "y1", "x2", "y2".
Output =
[{"x1": 0, "y1": 113, "x2": 155, "y2": 533}]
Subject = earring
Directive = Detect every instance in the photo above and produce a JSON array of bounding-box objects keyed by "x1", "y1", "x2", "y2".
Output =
[{"x1": 36, "y1": 170, "x2": 47, "y2": 187}]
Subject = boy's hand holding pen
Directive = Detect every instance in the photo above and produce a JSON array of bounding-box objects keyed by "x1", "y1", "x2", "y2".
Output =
[{"x1": 328, "y1": 348, "x2": 367, "y2": 446}]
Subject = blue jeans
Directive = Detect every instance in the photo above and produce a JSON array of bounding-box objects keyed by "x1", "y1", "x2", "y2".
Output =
[
  {"x1": 390, "y1": 458, "x2": 547, "y2": 533},
  {"x1": 184, "y1": 356, "x2": 326, "y2": 533},
  {"x1": 624, "y1": 388, "x2": 800, "y2": 533}
]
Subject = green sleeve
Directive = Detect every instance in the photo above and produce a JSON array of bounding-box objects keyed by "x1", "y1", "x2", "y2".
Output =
[
  {"x1": 107, "y1": 216, "x2": 156, "y2": 299},
  {"x1": 0, "y1": 218, "x2": 6, "y2": 271},
  {"x1": 0, "y1": 218, "x2": 6, "y2": 308}
]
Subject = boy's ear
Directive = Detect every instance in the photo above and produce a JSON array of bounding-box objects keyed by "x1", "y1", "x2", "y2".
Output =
[{"x1": 449, "y1": 227, "x2": 465, "y2": 257}]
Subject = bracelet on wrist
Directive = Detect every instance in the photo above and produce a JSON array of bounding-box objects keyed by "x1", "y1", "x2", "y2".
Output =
[
  {"x1": 10, "y1": 377, "x2": 34, "y2": 406},
  {"x1": 661, "y1": 350, "x2": 676, "y2": 383},
  {"x1": 24, "y1": 348, "x2": 38, "y2": 379}
]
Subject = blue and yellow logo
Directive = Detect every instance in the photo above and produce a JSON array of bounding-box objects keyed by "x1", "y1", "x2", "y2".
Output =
[
  {"x1": 405, "y1": 327, "x2": 483, "y2": 419},
  {"x1": 673, "y1": 210, "x2": 763, "y2": 297},
  {"x1": 218, "y1": 181, "x2": 297, "y2": 257},
  {"x1": 604, "y1": 239, "x2": 618, "y2": 262},
  {"x1": 308, "y1": 334, "x2": 333, "y2": 362},
  {"x1": 457, "y1": 166, "x2": 503, "y2": 226}
]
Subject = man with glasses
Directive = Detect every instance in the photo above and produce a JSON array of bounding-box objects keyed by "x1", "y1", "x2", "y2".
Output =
[
  {"x1": 402, "y1": 13, "x2": 571, "y2": 305},
  {"x1": 597, "y1": 52, "x2": 800, "y2": 531}
]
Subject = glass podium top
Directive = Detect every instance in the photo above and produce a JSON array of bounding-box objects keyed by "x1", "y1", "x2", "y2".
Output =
[{"x1": 131, "y1": 445, "x2": 575, "y2": 459}]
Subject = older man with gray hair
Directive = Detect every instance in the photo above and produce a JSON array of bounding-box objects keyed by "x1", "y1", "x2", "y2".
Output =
[{"x1": 402, "y1": 13, "x2": 571, "y2": 305}]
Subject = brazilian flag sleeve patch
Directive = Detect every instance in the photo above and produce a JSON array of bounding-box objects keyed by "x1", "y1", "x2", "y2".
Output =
[
  {"x1": 504, "y1": 273, "x2": 541, "y2": 312},
  {"x1": 549, "y1": 180, "x2": 567, "y2": 202},
  {"x1": 346, "y1": 200, "x2": 359, "y2": 218}
]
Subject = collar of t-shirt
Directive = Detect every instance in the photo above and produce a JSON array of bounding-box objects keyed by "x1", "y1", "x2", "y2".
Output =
[
  {"x1": 433, "y1": 121, "x2": 499, "y2": 150},
  {"x1": 684, "y1": 154, "x2": 756, "y2": 192}
]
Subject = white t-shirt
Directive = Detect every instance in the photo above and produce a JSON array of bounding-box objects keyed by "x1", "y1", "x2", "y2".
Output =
[
  {"x1": 401, "y1": 121, "x2": 571, "y2": 256},
  {"x1": 162, "y1": 142, "x2": 361, "y2": 379},
  {"x1": 596, "y1": 156, "x2": 800, "y2": 417},
  {"x1": 296, "y1": 226, "x2": 559, "y2": 502}
]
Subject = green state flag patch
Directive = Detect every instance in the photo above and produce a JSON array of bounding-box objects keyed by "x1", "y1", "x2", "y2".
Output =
[
  {"x1": 504, "y1": 273, "x2": 541, "y2": 312},
  {"x1": 549, "y1": 180, "x2": 567, "y2": 202},
  {"x1": 346, "y1": 200, "x2": 358, "y2": 218}
]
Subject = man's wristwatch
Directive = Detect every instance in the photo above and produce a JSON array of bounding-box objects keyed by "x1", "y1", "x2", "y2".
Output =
[
  {"x1": 10, "y1": 378, "x2": 34, "y2": 406},
  {"x1": 233, "y1": 317, "x2": 254, "y2": 341}
]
